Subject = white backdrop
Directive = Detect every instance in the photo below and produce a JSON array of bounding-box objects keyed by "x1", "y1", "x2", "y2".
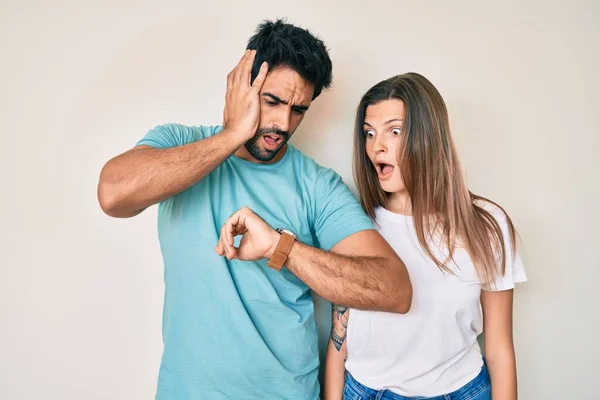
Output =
[{"x1": 1, "y1": 1, "x2": 599, "y2": 399}]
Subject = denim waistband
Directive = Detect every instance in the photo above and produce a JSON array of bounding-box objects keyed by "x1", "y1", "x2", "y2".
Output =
[{"x1": 345, "y1": 361, "x2": 490, "y2": 400}]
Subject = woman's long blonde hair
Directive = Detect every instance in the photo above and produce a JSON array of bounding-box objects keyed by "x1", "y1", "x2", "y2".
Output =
[{"x1": 353, "y1": 72, "x2": 517, "y2": 285}]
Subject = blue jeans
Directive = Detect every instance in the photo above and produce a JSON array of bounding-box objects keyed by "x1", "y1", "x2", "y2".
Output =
[{"x1": 343, "y1": 362, "x2": 491, "y2": 400}]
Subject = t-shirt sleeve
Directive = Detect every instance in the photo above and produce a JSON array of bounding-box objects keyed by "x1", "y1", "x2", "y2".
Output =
[
  {"x1": 135, "y1": 123, "x2": 221, "y2": 149},
  {"x1": 313, "y1": 168, "x2": 376, "y2": 251},
  {"x1": 483, "y1": 208, "x2": 528, "y2": 291}
]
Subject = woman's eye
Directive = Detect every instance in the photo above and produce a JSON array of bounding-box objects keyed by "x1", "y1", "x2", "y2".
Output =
[
  {"x1": 265, "y1": 100, "x2": 277, "y2": 106},
  {"x1": 365, "y1": 130, "x2": 375, "y2": 138},
  {"x1": 391, "y1": 127, "x2": 402, "y2": 136}
]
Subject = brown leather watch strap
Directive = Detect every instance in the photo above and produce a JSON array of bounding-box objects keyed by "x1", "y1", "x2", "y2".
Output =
[{"x1": 267, "y1": 231, "x2": 296, "y2": 271}]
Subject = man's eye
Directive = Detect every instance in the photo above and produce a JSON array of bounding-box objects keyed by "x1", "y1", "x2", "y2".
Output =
[{"x1": 265, "y1": 100, "x2": 277, "y2": 106}]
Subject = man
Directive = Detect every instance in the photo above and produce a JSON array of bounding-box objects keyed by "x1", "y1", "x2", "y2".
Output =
[{"x1": 98, "y1": 19, "x2": 411, "y2": 400}]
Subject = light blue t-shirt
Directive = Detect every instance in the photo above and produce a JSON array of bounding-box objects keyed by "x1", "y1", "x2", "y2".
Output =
[{"x1": 137, "y1": 123, "x2": 375, "y2": 400}]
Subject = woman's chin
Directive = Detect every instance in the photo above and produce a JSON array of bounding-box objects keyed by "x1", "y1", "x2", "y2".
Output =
[{"x1": 379, "y1": 181, "x2": 404, "y2": 194}]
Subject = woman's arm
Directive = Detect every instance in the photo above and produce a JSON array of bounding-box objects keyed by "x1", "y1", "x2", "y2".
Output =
[
  {"x1": 324, "y1": 304, "x2": 350, "y2": 400},
  {"x1": 481, "y1": 289, "x2": 518, "y2": 399}
]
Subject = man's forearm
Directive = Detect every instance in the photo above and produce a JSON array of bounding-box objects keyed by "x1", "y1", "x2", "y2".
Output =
[
  {"x1": 98, "y1": 129, "x2": 243, "y2": 217},
  {"x1": 285, "y1": 241, "x2": 411, "y2": 313}
]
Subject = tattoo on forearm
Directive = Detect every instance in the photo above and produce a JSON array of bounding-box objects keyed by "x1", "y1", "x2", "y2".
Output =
[{"x1": 331, "y1": 304, "x2": 349, "y2": 351}]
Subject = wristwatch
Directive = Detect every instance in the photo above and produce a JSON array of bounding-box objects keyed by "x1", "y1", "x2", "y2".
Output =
[{"x1": 267, "y1": 228, "x2": 297, "y2": 271}]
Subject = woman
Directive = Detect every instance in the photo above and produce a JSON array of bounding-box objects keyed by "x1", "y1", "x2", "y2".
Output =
[{"x1": 324, "y1": 73, "x2": 527, "y2": 400}]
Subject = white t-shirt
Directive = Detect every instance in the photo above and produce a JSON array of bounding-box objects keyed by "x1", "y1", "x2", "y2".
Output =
[{"x1": 345, "y1": 204, "x2": 527, "y2": 397}]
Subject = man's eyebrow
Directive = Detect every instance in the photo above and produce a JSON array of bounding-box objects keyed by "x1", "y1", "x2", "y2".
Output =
[
  {"x1": 263, "y1": 92, "x2": 309, "y2": 111},
  {"x1": 263, "y1": 92, "x2": 288, "y2": 104},
  {"x1": 292, "y1": 104, "x2": 309, "y2": 112}
]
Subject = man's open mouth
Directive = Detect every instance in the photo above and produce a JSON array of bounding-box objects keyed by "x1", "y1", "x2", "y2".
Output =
[{"x1": 263, "y1": 134, "x2": 282, "y2": 145}]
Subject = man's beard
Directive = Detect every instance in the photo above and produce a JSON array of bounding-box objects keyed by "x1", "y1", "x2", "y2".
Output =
[{"x1": 244, "y1": 127, "x2": 290, "y2": 162}]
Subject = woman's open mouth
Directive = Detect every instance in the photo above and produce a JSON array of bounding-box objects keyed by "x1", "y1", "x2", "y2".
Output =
[{"x1": 376, "y1": 162, "x2": 394, "y2": 179}]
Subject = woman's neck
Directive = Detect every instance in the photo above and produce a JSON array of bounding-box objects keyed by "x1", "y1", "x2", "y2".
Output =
[{"x1": 386, "y1": 190, "x2": 412, "y2": 216}]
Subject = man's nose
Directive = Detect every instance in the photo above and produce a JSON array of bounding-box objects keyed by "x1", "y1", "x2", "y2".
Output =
[{"x1": 271, "y1": 109, "x2": 291, "y2": 133}]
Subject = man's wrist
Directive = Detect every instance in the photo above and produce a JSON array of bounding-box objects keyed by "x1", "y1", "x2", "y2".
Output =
[
  {"x1": 265, "y1": 228, "x2": 281, "y2": 259},
  {"x1": 222, "y1": 127, "x2": 252, "y2": 147}
]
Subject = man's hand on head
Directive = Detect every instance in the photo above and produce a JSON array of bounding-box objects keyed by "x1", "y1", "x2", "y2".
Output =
[
  {"x1": 222, "y1": 50, "x2": 269, "y2": 142},
  {"x1": 215, "y1": 206, "x2": 280, "y2": 261}
]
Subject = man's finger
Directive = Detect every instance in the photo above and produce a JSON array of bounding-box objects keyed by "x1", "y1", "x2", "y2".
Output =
[
  {"x1": 226, "y1": 70, "x2": 233, "y2": 97},
  {"x1": 224, "y1": 236, "x2": 236, "y2": 260},
  {"x1": 218, "y1": 231, "x2": 232, "y2": 260},
  {"x1": 236, "y1": 49, "x2": 250, "y2": 68},
  {"x1": 240, "y1": 49, "x2": 257, "y2": 86},
  {"x1": 251, "y1": 62, "x2": 269, "y2": 93},
  {"x1": 222, "y1": 218, "x2": 242, "y2": 260},
  {"x1": 223, "y1": 229, "x2": 234, "y2": 260},
  {"x1": 226, "y1": 220, "x2": 239, "y2": 248},
  {"x1": 217, "y1": 208, "x2": 251, "y2": 260},
  {"x1": 240, "y1": 50, "x2": 256, "y2": 87},
  {"x1": 214, "y1": 237, "x2": 224, "y2": 255},
  {"x1": 220, "y1": 225, "x2": 232, "y2": 258},
  {"x1": 233, "y1": 49, "x2": 252, "y2": 85}
]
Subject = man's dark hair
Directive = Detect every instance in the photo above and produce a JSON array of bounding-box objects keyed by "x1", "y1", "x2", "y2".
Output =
[{"x1": 247, "y1": 18, "x2": 332, "y2": 100}]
